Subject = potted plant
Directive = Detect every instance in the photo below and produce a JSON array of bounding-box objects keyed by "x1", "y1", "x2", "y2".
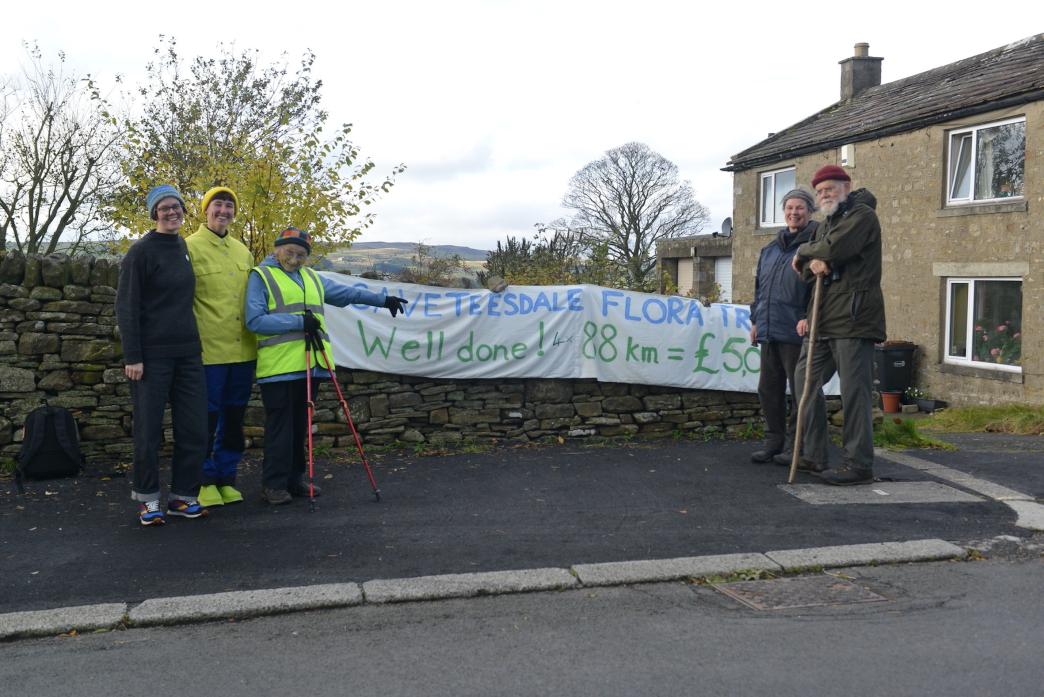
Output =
[{"x1": 904, "y1": 386, "x2": 947, "y2": 414}]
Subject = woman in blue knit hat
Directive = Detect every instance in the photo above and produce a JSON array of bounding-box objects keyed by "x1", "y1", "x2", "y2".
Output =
[{"x1": 115, "y1": 185, "x2": 209, "y2": 525}]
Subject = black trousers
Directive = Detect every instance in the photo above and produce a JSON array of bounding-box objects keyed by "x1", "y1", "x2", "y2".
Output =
[
  {"x1": 259, "y1": 379, "x2": 319, "y2": 491},
  {"x1": 129, "y1": 355, "x2": 207, "y2": 501},
  {"x1": 756, "y1": 341, "x2": 803, "y2": 451}
]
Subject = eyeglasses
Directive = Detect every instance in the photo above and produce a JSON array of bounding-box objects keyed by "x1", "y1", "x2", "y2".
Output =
[
  {"x1": 280, "y1": 248, "x2": 308, "y2": 261},
  {"x1": 156, "y1": 204, "x2": 184, "y2": 215}
]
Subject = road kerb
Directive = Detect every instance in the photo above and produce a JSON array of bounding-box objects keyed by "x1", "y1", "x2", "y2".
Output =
[
  {"x1": 128, "y1": 583, "x2": 363, "y2": 627},
  {"x1": 765, "y1": 539, "x2": 966, "y2": 571},
  {"x1": 1004, "y1": 501, "x2": 1044, "y2": 532},
  {"x1": 571, "y1": 553, "x2": 780, "y2": 587},
  {"x1": 0, "y1": 540, "x2": 977, "y2": 641},
  {"x1": 0, "y1": 603, "x2": 127, "y2": 641},
  {"x1": 362, "y1": 567, "x2": 577, "y2": 604}
]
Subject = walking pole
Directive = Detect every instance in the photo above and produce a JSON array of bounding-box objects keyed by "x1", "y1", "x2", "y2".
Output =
[
  {"x1": 313, "y1": 338, "x2": 382, "y2": 502},
  {"x1": 788, "y1": 274, "x2": 824, "y2": 485},
  {"x1": 304, "y1": 334, "x2": 318, "y2": 512}
]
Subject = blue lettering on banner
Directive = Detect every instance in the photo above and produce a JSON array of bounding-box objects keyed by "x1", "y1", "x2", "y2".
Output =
[
  {"x1": 567, "y1": 288, "x2": 583, "y2": 311},
  {"x1": 445, "y1": 291, "x2": 469, "y2": 316},
  {"x1": 600, "y1": 289, "x2": 705, "y2": 326},
  {"x1": 734, "y1": 306, "x2": 751, "y2": 330},
  {"x1": 423, "y1": 292, "x2": 442, "y2": 318}
]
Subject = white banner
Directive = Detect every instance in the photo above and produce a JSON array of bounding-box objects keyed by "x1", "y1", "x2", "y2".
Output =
[{"x1": 321, "y1": 273, "x2": 838, "y2": 394}]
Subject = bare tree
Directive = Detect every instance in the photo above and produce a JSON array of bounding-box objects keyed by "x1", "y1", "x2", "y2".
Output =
[
  {"x1": 399, "y1": 243, "x2": 467, "y2": 287},
  {"x1": 563, "y1": 142, "x2": 708, "y2": 290},
  {"x1": 0, "y1": 45, "x2": 123, "y2": 255}
]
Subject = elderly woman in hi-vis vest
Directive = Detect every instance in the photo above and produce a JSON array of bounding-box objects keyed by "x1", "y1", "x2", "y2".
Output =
[{"x1": 244, "y1": 227, "x2": 408, "y2": 504}]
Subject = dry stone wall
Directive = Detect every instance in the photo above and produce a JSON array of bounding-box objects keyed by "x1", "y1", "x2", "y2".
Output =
[{"x1": 1, "y1": 250, "x2": 771, "y2": 466}]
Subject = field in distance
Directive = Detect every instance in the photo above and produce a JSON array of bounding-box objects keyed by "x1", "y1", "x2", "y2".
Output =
[{"x1": 323, "y1": 241, "x2": 488, "y2": 276}]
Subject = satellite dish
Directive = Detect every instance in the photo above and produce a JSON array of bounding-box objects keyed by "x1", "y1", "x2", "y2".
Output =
[{"x1": 720, "y1": 217, "x2": 733, "y2": 238}]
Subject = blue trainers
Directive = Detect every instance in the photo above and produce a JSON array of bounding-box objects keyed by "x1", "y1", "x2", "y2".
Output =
[
  {"x1": 166, "y1": 499, "x2": 208, "y2": 519},
  {"x1": 138, "y1": 500, "x2": 166, "y2": 526}
]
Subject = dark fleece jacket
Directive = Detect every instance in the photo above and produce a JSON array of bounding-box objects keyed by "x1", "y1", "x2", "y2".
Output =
[
  {"x1": 115, "y1": 230, "x2": 202, "y2": 364},
  {"x1": 795, "y1": 188, "x2": 886, "y2": 342}
]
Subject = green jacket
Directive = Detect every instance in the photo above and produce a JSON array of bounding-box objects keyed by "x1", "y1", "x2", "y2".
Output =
[
  {"x1": 795, "y1": 188, "x2": 886, "y2": 342},
  {"x1": 185, "y1": 224, "x2": 258, "y2": 364}
]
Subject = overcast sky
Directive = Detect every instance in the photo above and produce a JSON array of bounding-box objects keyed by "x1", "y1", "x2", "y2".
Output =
[{"x1": 4, "y1": 1, "x2": 1040, "y2": 250}]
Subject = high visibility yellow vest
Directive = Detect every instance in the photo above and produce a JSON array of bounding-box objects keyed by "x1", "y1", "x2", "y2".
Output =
[{"x1": 252, "y1": 265, "x2": 335, "y2": 379}]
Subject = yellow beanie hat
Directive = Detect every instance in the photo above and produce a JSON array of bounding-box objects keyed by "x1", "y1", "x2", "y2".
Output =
[{"x1": 201, "y1": 186, "x2": 239, "y2": 215}]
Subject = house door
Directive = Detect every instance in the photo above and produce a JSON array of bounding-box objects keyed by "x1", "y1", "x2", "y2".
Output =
[
  {"x1": 677, "y1": 258, "x2": 695, "y2": 295},
  {"x1": 714, "y1": 256, "x2": 733, "y2": 302}
]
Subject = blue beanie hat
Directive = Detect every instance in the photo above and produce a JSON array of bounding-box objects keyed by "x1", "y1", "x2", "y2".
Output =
[{"x1": 146, "y1": 184, "x2": 186, "y2": 220}]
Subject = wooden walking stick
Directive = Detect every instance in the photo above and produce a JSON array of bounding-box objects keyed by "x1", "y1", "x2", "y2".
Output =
[{"x1": 788, "y1": 274, "x2": 824, "y2": 484}]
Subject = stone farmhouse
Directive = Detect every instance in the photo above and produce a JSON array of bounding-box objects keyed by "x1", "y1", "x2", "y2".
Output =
[{"x1": 724, "y1": 35, "x2": 1043, "y2": 406}]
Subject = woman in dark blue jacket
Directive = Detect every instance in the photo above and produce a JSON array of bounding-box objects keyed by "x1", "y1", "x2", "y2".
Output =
[{"x1": 749, "y1": 188, "x2": 819, "y2": 465}]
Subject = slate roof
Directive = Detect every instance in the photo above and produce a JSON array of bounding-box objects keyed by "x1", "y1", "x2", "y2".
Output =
[{"x1": 724, "y1": 34, "x2": 1044, "y2": 172}]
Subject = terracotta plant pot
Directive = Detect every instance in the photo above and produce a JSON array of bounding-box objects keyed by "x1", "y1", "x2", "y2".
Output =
[{"x1": 881, "y1": 391, "x2": 902, "y2": 413}]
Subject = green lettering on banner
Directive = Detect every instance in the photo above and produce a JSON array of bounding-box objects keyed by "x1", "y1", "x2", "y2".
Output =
[
  {"x1": 401, "y1": 339, "x2": 421, "y2": 362},
  {"x1": 721, "y1": 336, "x2": 746, "y2": 373},
  {"x1": 625, "y1": 336, "x2": 659, "y2": 364},
  {"x1": 457, "y1": 331, "x2": 527, "y2": 363},
  {"x1": 743, "y1": 345, "x2": 761, "y2": 374},
  {"x1": 357, "y1": 320, "x2": 395, "y2": 359},
  {"x1": 692, "y1": 332, "x2": 718, "y2": 374},
  {"x1": 581, "y1": 321, "x2": 618, "y2": 362}
]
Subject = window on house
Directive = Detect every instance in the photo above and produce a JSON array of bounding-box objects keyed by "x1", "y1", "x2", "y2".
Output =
[
  {"x1": 945, "y1": 278, "x2": 1022, "y2": 371},
  {"x1": 759, "y1": 167, "x2": 795, "y2": 226},
  {"x1": 947, "y1": 117, "x2": 1025, "y2": 204}
]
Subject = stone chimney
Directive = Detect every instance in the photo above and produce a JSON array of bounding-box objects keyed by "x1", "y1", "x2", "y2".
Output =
[{"x1": 839, "y1": 42, "x2": 882, "y2": 101}]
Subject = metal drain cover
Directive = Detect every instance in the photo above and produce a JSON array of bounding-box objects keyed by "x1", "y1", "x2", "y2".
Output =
[{"x1": 713, "y1": 575, "x2": 888, "y2": 610}]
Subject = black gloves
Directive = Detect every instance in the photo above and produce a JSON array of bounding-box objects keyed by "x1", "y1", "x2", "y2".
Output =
[
  {"x1": 384, "y1": 295, "x2": 408, "y2": 317},
  {"x1": 302, "y1": 310, "x2": 321, "y2": 337}
]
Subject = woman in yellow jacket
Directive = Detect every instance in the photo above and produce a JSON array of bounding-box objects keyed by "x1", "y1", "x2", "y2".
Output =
[{"x1": 186, "y1": 187, "x2": 256, "y2": 507}]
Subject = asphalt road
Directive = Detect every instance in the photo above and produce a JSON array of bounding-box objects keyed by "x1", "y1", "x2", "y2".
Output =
[
  {"x1": 0, "y1": 436, "x2": 1032, "y2": 613},
  {"x1": 1, "y1": 557, "x2": 1041, "y2": 697}
]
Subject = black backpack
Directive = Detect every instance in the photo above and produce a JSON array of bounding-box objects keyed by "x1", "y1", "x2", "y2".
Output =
[{"x1": 16, "y1": 406, "x2": 85, "y2": 493}]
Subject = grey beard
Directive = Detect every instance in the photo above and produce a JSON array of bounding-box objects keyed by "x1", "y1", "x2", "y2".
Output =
[{"x1": 821, "y1": 200, "x2": 841, "y2": 216}]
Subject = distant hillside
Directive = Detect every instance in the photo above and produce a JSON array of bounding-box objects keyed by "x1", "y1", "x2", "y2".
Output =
[
  {"x1": 323, "y1": 241, "x2": 489, "y2": 276},
  {"x1": 347, "y1": 241, "x2": 488, "y2": 260}
]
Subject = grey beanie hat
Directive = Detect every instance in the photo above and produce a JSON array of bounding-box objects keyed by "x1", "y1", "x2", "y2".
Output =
[{"x1": 781, "y1": 187, "x2": 817, "y2": 212}]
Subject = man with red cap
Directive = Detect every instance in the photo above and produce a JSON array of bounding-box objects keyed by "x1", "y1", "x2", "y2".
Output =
[{"x1": 790, "y1": 165, "x2": 886, "y2": 485}]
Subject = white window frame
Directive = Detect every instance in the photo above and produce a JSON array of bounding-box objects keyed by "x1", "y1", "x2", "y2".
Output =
[
  {"x1": 945, "y1": 116, "x2": 1026, "y2": 205},
  {"x1": 944, "y1": 277, "x2": 1022, "y2": 373},
  {"x1": 759, "y1": 166, "x2": 795, "y2": 227}
]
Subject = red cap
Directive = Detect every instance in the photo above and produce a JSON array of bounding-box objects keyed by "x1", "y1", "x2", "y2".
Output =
[{"x1": 811, "y1": 165, "x2": 851, "y2": 188}]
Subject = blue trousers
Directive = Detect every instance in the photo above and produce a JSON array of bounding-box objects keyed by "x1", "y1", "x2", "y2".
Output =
[{"x1": 203, "y1": 361, "x2": 255, "y2": 485}]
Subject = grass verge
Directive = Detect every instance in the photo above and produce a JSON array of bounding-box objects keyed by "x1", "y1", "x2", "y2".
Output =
[
  {"x1": 873, "y1": 417, "x2": 956, "y2": 450},
  {"x1": 920, "y1": 404, "x2": 1044, "y2": 435}
]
